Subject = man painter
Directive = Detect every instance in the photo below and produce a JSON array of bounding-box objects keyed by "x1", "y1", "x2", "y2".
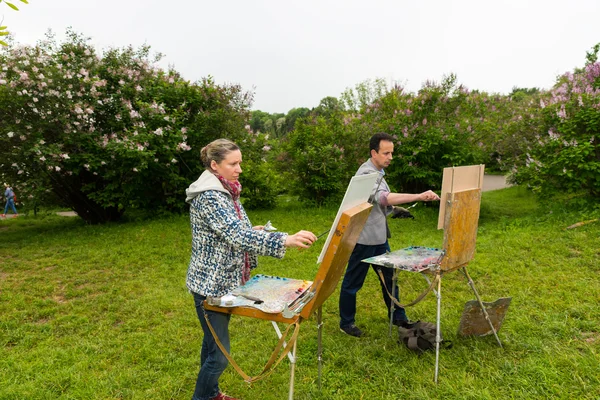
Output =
[{"x1": 339, "y1": 132, "x2": 440, "y2": 337}]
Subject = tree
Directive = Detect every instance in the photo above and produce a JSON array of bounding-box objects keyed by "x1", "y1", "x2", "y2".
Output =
[
  {"x1": 284, "y1": 107, "x2": 309, "y2": 132},
  {"x1": 0, "y1": 30, "x2": 252, "y2": 223},
  {"x1": 313, "y1": 96, "x2": 342, "y2": 118},
  {"x1": 339, "y1": 78, "x2": 387, "y2": 111}
]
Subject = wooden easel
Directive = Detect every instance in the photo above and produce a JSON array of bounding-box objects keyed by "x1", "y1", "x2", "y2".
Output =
[
  {"x1": 433, "y1": 186, "x2": 503, "y2": 381},
  {"x1": 375, "y1": 165, "x2": 503, "y2": 382},
  {"x1": 204, "y1": 202, "x2": 372, "y2": 399}
]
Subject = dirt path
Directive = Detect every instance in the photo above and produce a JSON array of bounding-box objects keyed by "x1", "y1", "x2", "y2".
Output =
[{"x1": 482, "y1": 174, "x2": 512, "y2": 192}]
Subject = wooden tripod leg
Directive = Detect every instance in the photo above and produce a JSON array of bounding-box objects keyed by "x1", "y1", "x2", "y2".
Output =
[
  {"x1": 460, "y1": 266, "x2": 503, "y2": 348},
  {"x1": 317, "y1": 306, "x2": 323, "y2": 390},
  {"x1": 434, "y1": 273, "x2": 442, "y2": 384}
]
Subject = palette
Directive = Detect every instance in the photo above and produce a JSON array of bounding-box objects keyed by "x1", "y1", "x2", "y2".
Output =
[
  {"x1": 362, "y1": 246, "x2": 445, "y2": 272},
  {"x1": 213, "y1": 274, "x2": 314, "y2": 314}
]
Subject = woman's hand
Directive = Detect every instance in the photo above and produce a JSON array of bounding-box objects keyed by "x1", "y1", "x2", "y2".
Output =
[
  {"x1": 253, "y1": 225, "x2": 265, "y2": 230},
  {"x1": 285, "y1": 230, "x2": 317, "y2": 249}
]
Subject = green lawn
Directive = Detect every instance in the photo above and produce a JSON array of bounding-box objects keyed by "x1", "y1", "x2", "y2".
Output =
[{"x1": 1, "y1": 187, "x2": 599, "y2": 399}]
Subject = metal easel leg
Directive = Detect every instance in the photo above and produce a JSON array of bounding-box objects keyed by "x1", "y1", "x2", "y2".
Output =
[
  {"x1": 460, "y1": 266, "x2": 503, "y2": 348},
  {"x1": 434, "y1": 273, "x2": 442, "y2": 384},
  {"x1": 289, "y1": 339, "x2": 297, "y2": 400},
  {"x1": 389, "y1": 268, "x2": 398, "y2": 337},
  {"x1": 270, "y1": 321, "x2": 297, "y2": 399},
  {"x1": 317, "y1": 306, "x2": 323, "y2": 391}
]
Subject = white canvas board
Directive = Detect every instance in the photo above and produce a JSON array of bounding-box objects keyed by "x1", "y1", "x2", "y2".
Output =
[
  {"x1": 317, "y1": 172, "x2": 379, "y2": 263},
  {"x1": 437, "y1": 164, "x2": 485, "y2": 229}
]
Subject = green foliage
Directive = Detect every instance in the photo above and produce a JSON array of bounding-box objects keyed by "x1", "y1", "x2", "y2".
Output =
[
  {"x1": 0, "y1": 30, "x2": 252, "y2": 223},
  {"x1": 0, "y1": 0, "x2": 28, "y2": 46},
  {"x1": 279, "y1": 74, "x2": 493, "y2": 200},
  {"x1": 366, "y1": 75, "x2": 488, "y2": 192},
  {"x1": 284, "y1": 107, "x2": 310, "y2": 132},
  {"x1": 312, "y1": 96, "x2": 343, "y2": 118},
  {"x1": 238, "y1": 132, "x2": 279, "y2": 210},
  {"x1": 512, "y1": 50, "x2": 600, "y2": 202},
  {"x1": 249, "y1": 110, "x2": 289, "y2": 138},
  {"x1": 585, "y1": 42, "x2": 600, "y2": 65},
  {"x1": 281, "y1": 115, "x2": 352, "y2": 205},
  {"x1": 340, "y1": 78, "x2": 387, "y2": 112}
]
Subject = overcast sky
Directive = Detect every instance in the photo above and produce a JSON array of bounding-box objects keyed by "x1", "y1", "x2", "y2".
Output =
[{"x1": 4, "y1": 0, "x2": 600, "y2": 113}]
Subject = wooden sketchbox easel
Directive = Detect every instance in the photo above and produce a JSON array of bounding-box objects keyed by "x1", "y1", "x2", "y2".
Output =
[
  {"x1": 204, "y1": 202, "x2": 372, "y2": 399},
  {"x1": 367, "y1": 165, "x2": 505, "y2": 383}
]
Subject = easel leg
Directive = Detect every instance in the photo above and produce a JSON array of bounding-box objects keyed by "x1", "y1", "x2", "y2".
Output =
[
  {"x1": 434, "y1": 274, "x2": 442, "y2": 384},
  {"x1": 460, "y1": 267, "x2": 503, "y2": 348},
  {"x1": 270, "y1": 321, "x2": 297, "y2": 399},
  {"x1": 317, "y1": 306, "x2": 323, "y2": 391},
  {"x1": 389, "y1": 268, "x2": 398, "y2": 337},
  {"x1": 289, "y1": 339, "x2": 297, "y2": 400}
]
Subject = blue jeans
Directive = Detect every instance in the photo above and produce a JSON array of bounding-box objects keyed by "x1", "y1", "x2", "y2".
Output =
[
  {"x1": 192, "y1": 292, "x2": 231, "y2": 400},
  {"x1": 4, "y1": 198, "x2": 17, "y2": 215},
  {"x1": 339, "y1": 242, "x2": 407, "y2": 328}
]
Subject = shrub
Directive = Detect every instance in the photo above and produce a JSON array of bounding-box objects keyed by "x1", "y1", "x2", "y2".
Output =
[
  {"x1": 280, "y1": 115, "x2": 352, "y2": 205},
  {"x1": 0, "y1": 30, "x2": 252, "y2": 223},
  {"x1": 512, "y1": 58, "x2": 600, "y2": 202},
  {"x1": 238, "y1": 131, "x2": 279, "y2": 210}
]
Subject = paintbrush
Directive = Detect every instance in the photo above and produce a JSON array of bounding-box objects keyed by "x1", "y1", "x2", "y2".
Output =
[{"x1": 317, "y1": 230, "x2": 329, "y2": 239}]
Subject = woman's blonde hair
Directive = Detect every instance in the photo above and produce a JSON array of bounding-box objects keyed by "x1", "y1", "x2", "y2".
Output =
[{"x1": 200, "y1": 139, "x2": 240, "y2": 169}]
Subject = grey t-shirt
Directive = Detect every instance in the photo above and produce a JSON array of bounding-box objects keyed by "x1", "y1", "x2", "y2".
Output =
[{"x1": 356, "y1": 159, "x2": 393, "y2": 246}]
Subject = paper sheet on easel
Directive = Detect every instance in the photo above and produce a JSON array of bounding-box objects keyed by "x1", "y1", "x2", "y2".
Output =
[
  {"x1": 437, "y1": 165, "x2": 485, "y2": 229},
  {"x1": 317, "y1": 172, "x2": 379, "y2": 263}
]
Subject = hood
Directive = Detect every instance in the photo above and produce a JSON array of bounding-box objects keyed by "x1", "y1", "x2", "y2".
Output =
[{"x1": 185, "y1": 170, "x2": 229, "y2": 203}]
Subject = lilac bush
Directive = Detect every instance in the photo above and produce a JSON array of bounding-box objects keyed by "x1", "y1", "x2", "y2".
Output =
[
  {"x1": 280, "y1": 76, "x2": 503, "y2": 202},
  {"x1": 0, "y1": 31, "x2": 252, "y2": 223},
  {"x1": 512, "y1": 61, "x2": 600, "y2": 201}
]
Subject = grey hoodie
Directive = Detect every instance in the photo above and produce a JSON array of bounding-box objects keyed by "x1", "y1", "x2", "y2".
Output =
[{"x1": 185, "y1": 170, "x2": 227, "y2": 203}]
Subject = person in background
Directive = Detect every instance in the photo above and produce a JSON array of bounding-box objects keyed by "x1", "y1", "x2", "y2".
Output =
[
  {"x1": 185, "y1": 138, "x2": 317, "y2": 400},
  {"x1": 2, "y1": 183, "x2": 18, "y2": 218},
  {"x1": 338, "y1": 132, "x2": 440, "y2": 337}
]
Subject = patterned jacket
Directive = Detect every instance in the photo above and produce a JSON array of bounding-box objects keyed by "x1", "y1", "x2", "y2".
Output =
[{"x1": 185, "y1": 170, "x2": 288, "y2": 297}]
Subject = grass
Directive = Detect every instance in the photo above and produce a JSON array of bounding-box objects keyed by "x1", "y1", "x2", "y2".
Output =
[{"x1": 1, "y1": 187, "x2": 599, "y2": 399}]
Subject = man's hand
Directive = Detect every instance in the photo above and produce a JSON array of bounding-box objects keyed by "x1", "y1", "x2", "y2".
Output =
[{"x1": 418, "y1": 190, "x2": 440, "y2": 202}]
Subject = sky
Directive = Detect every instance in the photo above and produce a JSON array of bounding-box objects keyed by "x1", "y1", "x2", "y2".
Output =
[{"x1": 3, "y1": 0, "x2": 600, "y2": 113}]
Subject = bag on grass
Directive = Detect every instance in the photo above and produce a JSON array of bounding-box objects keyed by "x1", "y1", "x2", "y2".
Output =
[{"x1": 398, "y1": 321, "x2": 448, "y2": 353}]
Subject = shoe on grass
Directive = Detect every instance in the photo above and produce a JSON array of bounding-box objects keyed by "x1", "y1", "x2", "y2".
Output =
[{"x1": 340, "y1": 324, "x2": 364, "y2": 337}]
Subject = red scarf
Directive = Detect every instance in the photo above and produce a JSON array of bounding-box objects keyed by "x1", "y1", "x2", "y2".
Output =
[{"x1": 215, "y1": 174, "x2": 250, "y2": 284}]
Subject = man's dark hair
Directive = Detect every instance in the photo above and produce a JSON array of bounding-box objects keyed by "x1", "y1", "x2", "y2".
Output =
[{"x1": 369, "y1": 133, "x2": 394, "y2": 153}]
